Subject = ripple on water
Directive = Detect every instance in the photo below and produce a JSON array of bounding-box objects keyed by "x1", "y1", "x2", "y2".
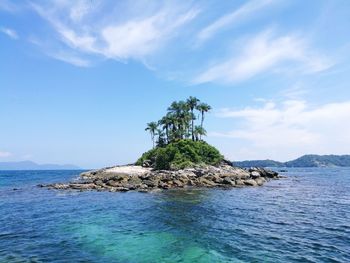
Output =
[{"x1": 0, "y1": 168, "x2": 350, "y2": 262}]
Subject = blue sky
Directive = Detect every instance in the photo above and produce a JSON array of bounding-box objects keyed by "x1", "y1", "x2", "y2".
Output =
[{"x1": 1, "y1": 0, "x2": 350, "y2": 168}]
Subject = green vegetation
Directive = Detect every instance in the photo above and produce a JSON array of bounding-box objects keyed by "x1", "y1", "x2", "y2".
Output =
[
  {"x1": 136, "y1": 139, "x2": 223, "y2": 170},
  {"x1": 233, "y1": 160, "x2": 284, "y2": 168},
  {"x1": 234, "y1": 154, "x2": 350, "y2": 168},
  {"x1": 145, "y1": 96, "x2": 211, "y2": 148},
  {"x1": 138, "y1": 97, "x2": 223, "y2": 170},
  {"x1": 285, "y1": 154, "x2": 350, "y2": 167}
]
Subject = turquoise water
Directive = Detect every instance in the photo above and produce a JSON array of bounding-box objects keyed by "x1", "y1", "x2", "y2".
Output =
[{"x1": 0, "y1": 168, "x2": 349, "y2": 262}]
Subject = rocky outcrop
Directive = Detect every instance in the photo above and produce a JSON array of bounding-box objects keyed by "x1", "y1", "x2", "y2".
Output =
[{"x1": 42, "y1": 164, "x2": 280, "y2": 193}]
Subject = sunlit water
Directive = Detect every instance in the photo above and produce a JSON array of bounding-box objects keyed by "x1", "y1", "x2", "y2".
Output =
[{"x1": 0, "y1": 168, "x2": 349, "y2": 262}]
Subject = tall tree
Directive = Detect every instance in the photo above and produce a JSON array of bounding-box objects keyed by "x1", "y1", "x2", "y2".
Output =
[
  {"x1": 145, "y1": 122, "x2": 158, "y2": 148},
  {"x1": 159, "y1": 115, "x2": 172, "y2": 144},
  {"x1": 156, "y1": 129, "x2": 166, "y2": 147},
  {"x1": 194, "y1": 126, "x2": 207, "y2": 141},
  {"x1": 186, "y1": 96, "x2": 200, "y2": 141},
  {"x1": 168, "y1": 100, "x2": 189, "y2": 140},
  {"x1": 145, "y1": 97, "x2": 211, "y2": 146},
  {"x1": 197, "y1": 103, "x2": 211, "y2": 129}
]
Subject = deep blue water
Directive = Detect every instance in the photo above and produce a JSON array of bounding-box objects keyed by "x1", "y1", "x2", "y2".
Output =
[{"x1": 0, "y1": 168, "x2": 350, "y2": 263}]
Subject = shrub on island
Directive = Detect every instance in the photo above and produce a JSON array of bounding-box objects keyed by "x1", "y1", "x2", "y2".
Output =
[
  {"x1": 138, "y1": 96, "x2": 224, "y2": 170},
  {"x1": 136, "y1": 139, "x2": 223, "y2": 170}
]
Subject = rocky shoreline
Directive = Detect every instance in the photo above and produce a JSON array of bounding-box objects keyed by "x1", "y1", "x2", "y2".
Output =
[{"x1": 41, "y1": 163, "x2": 280, "y2": 192}]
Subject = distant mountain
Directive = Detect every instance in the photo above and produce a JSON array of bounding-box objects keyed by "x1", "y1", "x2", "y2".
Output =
[
  {"x1": 285, "y1": 155, "x2": 350, "y2": 167},
  {"x1": 234, "y1": 155, "x2": 350, "y2": 168},
  {"x1": 233, "y1": 159, "x2": 284, "y2": 168},
  {"x1": 0, "y1": 161, "x2": 80, "y2": 170}
]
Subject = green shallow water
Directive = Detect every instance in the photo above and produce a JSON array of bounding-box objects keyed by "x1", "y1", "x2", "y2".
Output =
[{"x1": 1, "y1": 168, "x2": 350, "y2": 262}]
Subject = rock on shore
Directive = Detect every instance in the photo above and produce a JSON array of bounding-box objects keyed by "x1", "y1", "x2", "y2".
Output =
[{"x1": 42, "y1": 164, "x2": 280, "y2": 192}]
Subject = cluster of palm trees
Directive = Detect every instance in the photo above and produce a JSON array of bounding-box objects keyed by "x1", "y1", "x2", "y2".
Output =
[{"x1": 145, "y1": 97, "x2": 211, "y2": 148}]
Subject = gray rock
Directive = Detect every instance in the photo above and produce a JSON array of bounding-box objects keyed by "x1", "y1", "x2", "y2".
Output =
[
  {"x1": 115, "y1": 187, "x2": 129, "y2": 192},
  {"x1": 128, "y1": 177, "x2": 142, "y2": 185},
  {"x1": 69, "y1": 183, "x2": 94, "y2": 190},
  {"x1": 159, "y1": 182, "x2": 170, "y2": 189},
  {"x1": 255, "y1": 177, "x2": 266, "y2": 186},
  {"x1": 173, "y1": 180, "x2": 184, "y2": 187},
  {"x1": 213, "y1": 176, "x2": 223, "y2": 183},
  {"x1": 244, "y1": 179, "x2": 258, "y2": 186},
  {"x1": 94, "y1": 180, "x2": 104, "y2": 187},
  {"x1": 143, "y1": 180, "x2": 158, "y2": 187},
  {"x1": 250, "y1": 171, "x2": 261, "y2": 179},
  {"x1": 187, "y1": 180, "x2": 196, "y2": 186},
  {"x1": 198, "y1": 177, "x2": 216, "y2": 186},
  {"x1": 43, "y1": 164, "x2": 279, "y2": 193},
  {"x1": 223, "y1": 177, "x2": 235, "y2": 185},
  {"x1": 106, "y1": 180, "x2": 119, "y2": 187},
  {"x1": 142, "y1": 160, "x2": 152, "y2": 167},
  {"x1": 235, "y1": 179, "x2": 245, "y2": 186}
]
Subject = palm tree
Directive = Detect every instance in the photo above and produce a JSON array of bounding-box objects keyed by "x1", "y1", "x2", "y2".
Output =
[
  {"x1": 145, "y1": 97, "x2": 211, "y2": 146},
  {"x1": 197, "y1": 103, "x2": 211, "y2": 130},
  {"x1": 168, "y1": 100, "x2": 189, "y2": 140},
  {"x1": 186, "y1": 96, "x2": 200, "y2": 141},
  {"x1": 167, "y1": 102, "x2": 180, "y2": 140},
  {"x1": 145, "y1": 121, "x2": 158, "y2": 148},
  {"x1": 194, "y1": 126, "x2": 207, "y2": 141},
  {"x1": 159, "y1": 115, "x2": 172, "y2": 144},
  {"x1": 156, "y1": 129, "x2": 166, "y2": 147},
  {"x1": 177, "y1": 101, "x2": 189, "y2": 139}
]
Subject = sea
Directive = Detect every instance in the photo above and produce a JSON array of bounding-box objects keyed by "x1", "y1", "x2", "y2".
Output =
[{"x1": 0, "y1": 168, "x2": 349, "y2": 263}]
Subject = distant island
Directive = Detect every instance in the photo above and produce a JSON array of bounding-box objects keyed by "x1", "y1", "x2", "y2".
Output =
[
  {"x1": 44, "y1": 97, "x2": 279, "y2": 192},
  {"x1": 0, "y1": 161, "x2": 80, "y2": 170},
  {"x1": 234, "y1": 154, "x2": 350, "y2": 168}
]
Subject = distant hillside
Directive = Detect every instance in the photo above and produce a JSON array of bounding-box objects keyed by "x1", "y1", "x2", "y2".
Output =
[
  {"x1": 0, "y1": 161, "x2": 80, "y2": 170},
  {"x1": 233, "y1": 159, "x2": 284, "y2": 168},
  {"x1": 285, "y1": 155, "x2": 350, "y2": 167},
  {"x1": 234, "y1": 155, "x2": 350, "y2": 168}
]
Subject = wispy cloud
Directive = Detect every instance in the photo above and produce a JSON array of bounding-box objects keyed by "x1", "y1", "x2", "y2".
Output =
[
  {"x1": 196, "y1": 0, "x2": 275, "y2": 44},
  {"x1": 193, "y1": 30, "x2": 334, "y2": 84},
  {"x1": 30, "y1": 1, "x2": 199, "y2": 66},
  {"x1": 68, "y1": 0, "x2": 98, "y2": 22},
  {"x1": 49, "y1": 51, "x2": 91, "y2": 67},
  {"x1": 0, "y1": 0, "x2": 18, "y2": 12},
  {"x1": 0, "y1": 151, "x2": 12, "y2": 158},
  {"x1": 101, "y1": 9, "x2": 198, "y2": 60},
  {"x1": 3, "y1": 0, "x2": 337, "y2": 86},
  {"x1": 212, "y1": 100, "x2": 350, "y2": 160},
  {"x1": 0, "y1": 27, "x2": 18, "y2": 39},
  {"x1": 280, "y1": 83, "x2": 309, "y2": 99}
]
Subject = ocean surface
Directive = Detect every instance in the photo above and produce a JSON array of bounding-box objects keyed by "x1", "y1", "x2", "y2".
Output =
[{"x1": 0, "y1": 168, "x2": 349, "y2": 263}]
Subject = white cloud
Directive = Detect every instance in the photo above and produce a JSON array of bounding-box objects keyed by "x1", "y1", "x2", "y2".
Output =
[
  {"x1": 0, "y1": 0, "x2": 17, "y2": 12},
  {"x1": 101, "y1": 9, "x2": 198, "y2": 60},
  {"x1": 193, "y1": 30, "x2": 334, "y2": 84},
  {"x1": 212, "y1": 100, "x2": 350, "y2": 161},
  {"x1": 197, "y1": 0, "x2": 275, "y2": 43},
  {"x1": 9, "y1": 0, "x2": 335, "y2": 84},
  {"x1": 279, "y1": 83, "x2": 309, "y2": 100},
  {"x1": 49, "y1": 51, "x2": 91, "y2": 67},
  {"x1": 0, "y1": 151, "x2": 12, "y2": 158},
  {"x1": 69, "y1": 0, "x2": 97, "y2": 22},
  {"x1": 30, "y1": 1, "x2": 199, "y2": 66},
  {"x1": 0, "y1": 27, "x2": 18, "y2": 39}
]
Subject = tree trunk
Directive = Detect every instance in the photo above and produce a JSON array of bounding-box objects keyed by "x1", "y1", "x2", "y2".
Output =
[
  {"x1": 191, "y1": 109, "x2": 194, "y2": 141},
  {"x1": 165, "y1": 126, "x2": 169, "y2": 144},
  {"x1": 201, "y1": 112, "x2": 204, "y2": 128}
]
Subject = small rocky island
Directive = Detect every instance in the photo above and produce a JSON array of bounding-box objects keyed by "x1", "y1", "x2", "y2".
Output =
[
  {"x1": 44, "y1": 164, "x2": 279, "y2": 192},
  {"x1": 43, "y1": 97, "x2": 280, "y2": 192}
]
